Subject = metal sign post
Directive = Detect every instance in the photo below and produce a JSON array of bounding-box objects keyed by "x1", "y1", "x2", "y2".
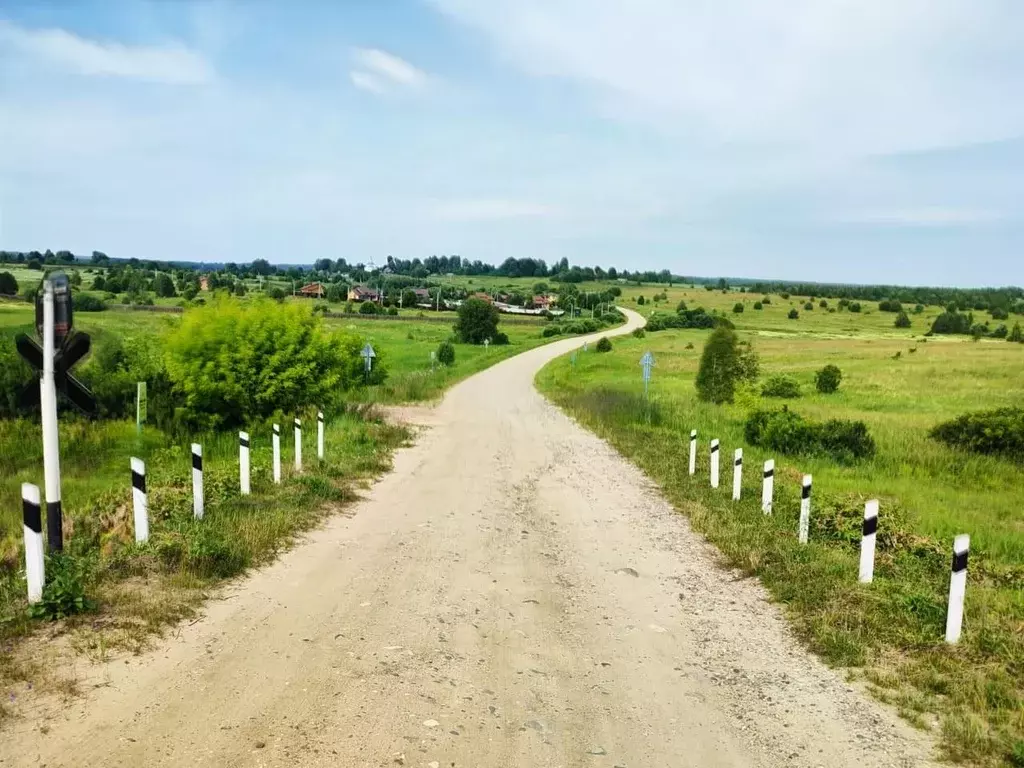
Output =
[
  {"x1": 640, "y1": 351, "x2": 655, "y2": 397},
  {"x1": 136, "y1": 381, "x2": 147, "y2": 433},
  {"x1": 361, "y1": 343, "x2": 376, "y2": 383}
]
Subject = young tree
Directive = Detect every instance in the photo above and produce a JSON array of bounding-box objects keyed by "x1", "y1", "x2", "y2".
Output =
[
  {"x1": 695, "y1": 327, "x2": 752, "y2": 404},
  {"x1": 454, "y1": 298, "x2": 500, "y2": 344},
  {"x1": 437, "y1": 340, "x2": 455, "y2": 366},
  {"x1": 788, "y1": 308, "x2": 800, "y2": 319},
  {"x1": 153, "y1": 273, "x2": 177, "y2": 298},
  {"x1": 894, "y1": 310, "x2": 912, "y2": 328},
  {"x1": 1009, "y1": 323, "x2": 1024, "y2": 343}
]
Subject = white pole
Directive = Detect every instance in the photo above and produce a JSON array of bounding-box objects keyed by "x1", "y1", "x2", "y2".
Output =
[
  {"x1": 272, "y1": 424, "x2": 281, "y2": 484},
  {"x1": 40, "y1": 280, "x2": 63, "y2": 552},
  {"x1": 688, "y1": 430, "x2": 697, "y2": 476},
  {"x1": 761, "y1": 460, "x2": 774, "y2": 515},
  {"x1": 317, "y1": 411, "x2": 324, "y2": 461},
  {"x1": 710, "y1": 439, "x2": 720, "y2": 489},
  {"x1": 859, "y1": 500, "x2": 878, "y2": 583},
  {"x1": 945, "y1": 534, "x2": 970, "y2": 644},
  {"x1": 294, "y1": 418, "x2": 302, "y2": 472},
  {"x1": 191, "y1": 443, "x2": 204, "y2": 519},
  {"x1": 239, "y1": 431, "x2": 250, "y2": 495},
  {"x1": 130, "y1": 457, "x2": 148, "y2": 543},
  {"x1": 799, "y1": 475, "x2": 812, "y2": 544},
  {"x1": 732, "y1": 449, "x2": 742, "y2": 501},
  {"x1": 21, "y1": 483, "x2": 44, "y2": 604}
]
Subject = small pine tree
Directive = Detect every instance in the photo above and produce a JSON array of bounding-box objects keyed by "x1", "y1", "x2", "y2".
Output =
[
  {"x1": 894, "y1": 310, "x2": 912, "y2": 328},
  {"x1": 437, "y1": 340, "x2": 455, "y2": 366},
  {"x1": 815, "y1": 364, "x2": 842, "y2": 394},
  {"x1": 596, "y1": 336, "x2": 612, "y2": 353},
  {"x1": 1008, "y1": 323, "x2": 1024, "y2": 343},
  {"x1": 695, "y1": 327, "x2": 753, "y2": 404},
  {"x1": 788, "y1": 308, "x2": 799, "y2": 320},
  {"x1": 733, "y1": 302, "x2": 744, "y2": 313}
]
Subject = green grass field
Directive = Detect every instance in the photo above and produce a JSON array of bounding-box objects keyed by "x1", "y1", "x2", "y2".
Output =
[{"x1": 536, "y1": 296, "x2": 1024, "y2": 766}]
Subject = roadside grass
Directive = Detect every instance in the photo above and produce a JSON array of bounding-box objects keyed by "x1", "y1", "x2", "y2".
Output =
[
  {"x1": 0, "y1": 410, "x2": 409, "y2": 714},
  {"x1": 537, "y1": 329, "x2": 1024, "y2": 767}
]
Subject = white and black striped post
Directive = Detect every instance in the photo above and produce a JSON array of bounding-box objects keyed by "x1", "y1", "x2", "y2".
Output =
[
  {"x1": 21, "y1": 483, "x2": 44, "y2": 604},
  {"x1": 239, "y1": 431, "x2": 251, "y2": 495},
  {"x1": 317, "y1": 411, "x2": 325, "y2": 461},
  {"x1": 732, "y1": 449, "x2": 743, "y2": 501},
  {"x1": 798, "y1": 475, "x2": 812, "y2": 544},
  {"x1": 40, "y1": 280, "x2": 64, "y2": 552},
  {"x1": 945, "y1": 534, "x2": 970, "y2": 644},
  {"x1": 859, "y1": 500, "x2": 878, "y2": 583},
  {"x1": 761, "y1": 460, "x2": 774, "y2": 515},
  {"x1": 710, "y1": 439, "x2": 720, "y2": 489},
  {"x1": 294, "y1": 418, "x2": 302, "y2": 472},
  {"x1": 688, "y1": 430, "x2": 697, "y2": 476},
  {"x1": 272, "y1": 424, "x2": 281, "y2": 484},
  {"x1": 191, "y1": 443, "x2": 204, "y2": 519},
  {"x1": 130, "y1": 457, "x2": 148, "y2": 543}
]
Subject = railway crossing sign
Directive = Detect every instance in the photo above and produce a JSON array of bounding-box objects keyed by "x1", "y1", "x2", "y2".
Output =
[{"x1": 16, "y1": 275, "x2": 96, "y2": 413}]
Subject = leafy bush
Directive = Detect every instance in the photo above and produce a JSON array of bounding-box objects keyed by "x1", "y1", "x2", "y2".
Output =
[
  {"x1": 541, "y1": 326, "x2": 562, "y2": 338},
  {"x1": 386, "y1": 306, "x2": 399, "y2": 316},
  {"x1": 930, "y1": 407, "x2": 1024, "y2": 461},
  {"x1": 761, "y1": 296, "x2": 771, "y2": 304},
  {"x1": 815, "y1": 364, "x2": 842, "y2": 393},
  {"x1": 745, "y1": 408, "x2": 876, "y2": 462},
  {"x1": 819, "y1": 299, "x2": 828, "y2": 308},
  {"x1": 676, "y1": 299, "x2": 688, "y2": 312},
  {"x1": 879, "y1": 299, "x2": 903, "y2": 312},
  {"x1": 454, "y1": 298, "x2": 500, "y2": 344},
  {"x1": 1009, "y1": 323, "x2": 1024, "y2": 343},
  {"x1": 596, "y1": 336, "x2": 612, "y2": 353},
  {"x1": 733, "y1": 302, "x2": 744, "y2": 313},
  {"x1": 72, "y1": 293, "x2": 107, "y2": 312},
  {"x1": 646, "y1": 307, "x2": 724, "y2": 332},
  {"x1": 894, "y1": 310, "x2": 912, "y2": 328},
  {"x1": 991, "y1": 307, "x2": 1009, "y2": 320},
  {"x1": 80, "y1": 333, "x2": 168, "y2": 420},
  {"x1": 267, "y1": 287, "x2": 285, "y2": 301},
  {"x1": 29, "y1": 552, "x2": 95, "y2": 620},
  {"x1": 930, "y1": 309, "x2": 973, "y2": 335},
  {"x1": 636, "y1": 295, "x2": 646, "y2": 305},
  {"x1": 788, "y1": 308, "x2": 799, "y2": 319},
  {"x1": 492, "y1": 331, "x2": 509, "y2": 345},
  {"x1": 761, "y1": 374, "x2": 801, "y2": 398},
  {"x1": 359, "y1": 301, "x2": 378, "y2": 315},
  {"x1": 753, "y1": 301, "x2": 763, "y2": 310},
  {"x1": 0, "y1": 271, "x2": 18, "y2": 295},
  {"x1": 803, "y1": 301, "x2": 813, "y2": 311},
  {"x1": 437, "y1": 340, "x2": 455, "y2": 366},
  {"x1": 631, "y1": 327, "x2": 645, "y2": 339},
  {"x1": 326, "y1": 283, "x2": 346, "y2": 303},
  {"x1": 849, "y1": 302, "x2": 862, "y2": 313},
  {"x1": 164, "y1": 297, "x2": 368, "y2": 430},
  {"x1": 695, "y1": 327, "x2": 758, "y2": 404}
]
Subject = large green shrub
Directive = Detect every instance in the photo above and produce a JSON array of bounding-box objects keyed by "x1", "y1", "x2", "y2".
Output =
[
  {"x1": 930, "y1": 309, "x2": 973, "y2": 335},
  {"x1": 0, "y1": 271, "x2": 18, "y2": 295},
  {"x1": 454, "y1": 298, "x2": 500, "y2": 344},
  {"x1": 164, "y1": 298, "x2": 367, "y2": 430},
  {"x1": 878, "y1": 299, "x2": 903, "y2": 312},
  {"x1": 358, "y1": 301, "x2": 378, "y2": 315},
  {"x1": 72, "y1": 293, "x2": 107, "y2": 312},
  {"x1": 930, "y1": 408, "x2": 1024, "y2": 462},
  {"x1": 761, "y1": 374, "x2": 801, "y2": 398},
  {"x1": 745, "y1": 408, "x2": 876, "y2": 462},
  {"x1": 596, "y1": 336, "x2": 612, "y2": 353},
  {"x1": 815, "y1": 364, "x2": 842, "y2": 393},
  {"x1": 695, "y1": 327, "x2": 758, "y2": 404},
  {"x1": 436, "y1": 340, "x2": 455, "y2": 366},
  {"x1": 894, "y1": 310, "x2": 911, "y2": 328},
  {"x1": 788, "y1": 308, "x2": 799, "y2": 319}
]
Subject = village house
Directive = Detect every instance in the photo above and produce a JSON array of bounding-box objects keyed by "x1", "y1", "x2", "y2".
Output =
[
  {"x1": 348, "y1": 285, "x2": 380, "y2": 302},
  {"x1": 297, "y1": 282, "x2": 325, "y2": 298}
]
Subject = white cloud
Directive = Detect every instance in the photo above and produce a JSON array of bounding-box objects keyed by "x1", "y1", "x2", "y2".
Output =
[
  {"x1": 835, "y1": 207, "x2": 1003, "y2": 227},
  {"x1": 429, "y1": 0, "x2": 1024, "y2": 155},
  {"x1": 431, "y1": 199, "x2": 557, "y2": 221},
  {"x1": 349, "y1": 48, "x2": 428, "y2": 94},
  {"x1": 349, "y1": 70, "x2": 388, "y2": 95},
  {"x1": 0, "y1": 20, "x2": 212, "y2": 84}
]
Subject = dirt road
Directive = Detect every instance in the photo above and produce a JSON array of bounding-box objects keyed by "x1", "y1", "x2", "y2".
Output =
[{"x1": 2, "y1": 309, "x2": 936, "y2": 767}]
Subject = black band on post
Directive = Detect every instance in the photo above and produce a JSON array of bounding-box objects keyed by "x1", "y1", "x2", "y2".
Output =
[
  {"x1": 862, "y1": 516, "x2": 878, "y2": 537},
  {"x1": 735, "y1": 458, "x2": 742, "y2": 466},
  {"x1": 239, "y1": 437, "x2": 249, "y2": 449},
  {"x1": 46, "y1": 501, "x2": 62, "y2": 552},
  {"x1": 192, "y1": 453, "x2": 203, "y2": 471},
  {"x1": 23, "y1": 499, "x2": 42, "y2": 533},
  {"x1": 274, "y1": 425, "x2": 280, "y2": 434},
  {"x1": 763, "y1": 469, "x2": 774, "y2": 479},
  {"x1": 801, "y1": 484, "x2": 811, "y2": 499},
  {"x1": 131, "y1": 470, "x2": 146, "y2": 493},
  {"x1": 711, "y1": 444, "x2": 719, "y2": 453},
  {"x1": 951, "y1": 550, "x2": 969, "y2": 573}
]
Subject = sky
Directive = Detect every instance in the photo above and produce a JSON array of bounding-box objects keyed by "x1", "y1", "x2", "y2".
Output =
[{"x1": 1, "y1": 1, "x2": 1022, "y2": 286}]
